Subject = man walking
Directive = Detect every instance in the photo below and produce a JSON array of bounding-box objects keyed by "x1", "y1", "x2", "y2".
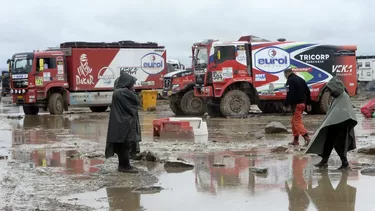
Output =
[{"x1": 283, "y1": 69, "x2": 312, "y2": 146}]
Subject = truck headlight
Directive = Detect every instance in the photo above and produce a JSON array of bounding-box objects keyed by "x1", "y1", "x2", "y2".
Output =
[
  {"x1": 10, "y1": 89, "x2": 13, "y2": 94},
  {"x1": 22, "y1": 89, "x2": 25, "y2": 93}
]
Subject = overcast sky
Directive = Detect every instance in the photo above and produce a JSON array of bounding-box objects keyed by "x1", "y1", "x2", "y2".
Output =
[{"x1": 0, "y1": 0, "x2": 373, "y2": 69}]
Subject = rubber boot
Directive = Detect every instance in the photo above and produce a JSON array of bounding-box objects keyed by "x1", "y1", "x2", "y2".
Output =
[
  {"x1": 314, "y1": 157, "x2": 329, "y2": 169},
  {"x1": 288, "y1": 136, "x2": 299, "y2": 146},
  {"x1": 303, "y1": 133, "x2": 311, "y2": 147},
  {"x1": 118, "y1": 150, "x2": 139, "y2": 174}
]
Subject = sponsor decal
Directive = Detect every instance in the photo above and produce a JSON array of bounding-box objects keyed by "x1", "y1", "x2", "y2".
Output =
[
  {"x1": 255, "y1": 74, "x2": 266, "y2": 81},
  {"x1": 12, "y1": 74, "x2": 28, "y2": 79},
  {"x1": 141, "y1": 53, "x2": 164, "y2": 75},
  {"x1": 98, "y1": 67, "x2": 115, "y2": 84},
  {"x1": 332, "y1": 65, "x2": 353, "y2": 76},
  {"x1": 56, "y1": 75, "x2": 64, "y2": 81},
  {"x1": 43, "y1": 72, "x2": 51, "y2": 81},
  {"x1": 222, "y1": 67, "x2": 233, "y2": 79},
  {"x1": 254, "y1": 47, "x2": 291, "y2": 73},
  {"x1": 56, "y1": 56, "x2": 64, "y2": 74},
  {"x1": 212, "y1": 71, "x2": 224, "y2": 82},
  {"x1": 119, "y1": 67, "x2": 138, "y2": 75},
  {"x1": 292, "y1": 67, "x2": 312, "y2": 72},
  {"x1": 298, "y1": 54, "x2": 330, "y2": 64},
  {"x1": 76, "y1": 54, "x2": 94, "y2": 85}
]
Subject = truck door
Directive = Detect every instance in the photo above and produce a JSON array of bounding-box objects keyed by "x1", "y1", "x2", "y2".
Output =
[
  {"x1": 35, "y1": 56, "x2": 67, "y2": 89},
  {"x1": 212, "y1": 45, "x2": 237, "y2": 85}
]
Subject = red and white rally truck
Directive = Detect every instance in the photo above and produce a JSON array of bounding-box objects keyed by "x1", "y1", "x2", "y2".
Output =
[
  {"x1": 7, "y1": 41, "x2": 168, "y2": 115},
  {"x1": 162, "y1": 36, "x2": 269, "y2": 116},
  {"x1": 193, "y1": 37, "x2": 357, "y2": 117}
]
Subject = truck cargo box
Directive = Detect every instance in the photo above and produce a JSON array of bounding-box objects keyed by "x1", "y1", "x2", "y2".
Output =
[{"x1": 66, "y1": 47, "x2": 167, "y2": 91}]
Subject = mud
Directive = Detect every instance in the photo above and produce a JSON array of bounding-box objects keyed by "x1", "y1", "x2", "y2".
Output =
[{"x1": 0, "y1": 95, "x2": 375, "y2": 210}]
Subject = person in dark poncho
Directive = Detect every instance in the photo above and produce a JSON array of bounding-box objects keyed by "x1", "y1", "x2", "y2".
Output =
[
  {"x1": 305, "y1": 77, "x2": 357, "y2": 170},
  {"x1": 105, "y1": 72, "x2": 141, "y2": 173}
]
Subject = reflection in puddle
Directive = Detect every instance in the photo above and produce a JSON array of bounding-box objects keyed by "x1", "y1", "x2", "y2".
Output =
[
  {"x1": 13, "y1": 149, "x2": 104, "y2": 175},
  {"x1": 60, "y1": 152, "x2": 375, "y2": 210},
  {"x1": 107, "y1": 187, "x2": 142, "y2": 211}
]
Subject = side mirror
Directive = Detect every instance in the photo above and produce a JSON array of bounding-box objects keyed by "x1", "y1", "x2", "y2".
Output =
[
  {"x1": 6, "y1": 59, "x2": 10, "y2": 64},
  {"x1": 39, "y1": 58, "x2": 44, "y2": 71}
]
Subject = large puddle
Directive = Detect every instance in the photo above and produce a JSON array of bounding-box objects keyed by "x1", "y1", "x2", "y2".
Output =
[{"x1": 58, "y1": 152, "x2": 375, "y2": 211}]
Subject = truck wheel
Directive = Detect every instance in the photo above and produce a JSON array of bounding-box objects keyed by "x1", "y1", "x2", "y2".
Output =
[
  {"x1": 169, "y1": 95, "x2": 185, "y2": 116},
  {"x1": 23, "y1": 106, "x2": 39, "y2": 115},
  {"x1": 318, "y1": 90, "x2": 333, "y2": 114},
  {"x1": 180, "y1": 90, "x2": 207, "y2": 116},
  {"x1": 89, "y1": 106, "x2": 108, "y2": 112},
  {"x1": 220, "y1": 90, "x2": 251, "y2": 117},
  {"x1": 48, "y1": 93, "x2": 64, "y2": 115}
]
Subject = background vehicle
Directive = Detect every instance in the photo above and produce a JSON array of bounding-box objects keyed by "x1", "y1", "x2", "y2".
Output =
[
  {"x1": 163, "y1": 66, "x2": 206, "y2": 116},
  {"x1": 357, "y1": 55, "x2": 375, "y2": 91},
  {"x1": 194, "y1": 37, "x2": 357, "y2": 117},
  {"x1": 8, "y1": 40, "x2": 167, "y2": 115},
  {"x1": 1, "y1": 71, "x2": 10, "y2": 96},
  {"x1": 163, "y1": 35, "x2": 270, "y2": 116}
]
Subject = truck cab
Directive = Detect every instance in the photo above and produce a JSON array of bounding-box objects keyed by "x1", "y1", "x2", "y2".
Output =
[
  {"x1": 193, "y1": 40, "x2": 259, "y2": 117},
  {"x1": 9, "y1": 50, "x2": 69, "y2": 115}
]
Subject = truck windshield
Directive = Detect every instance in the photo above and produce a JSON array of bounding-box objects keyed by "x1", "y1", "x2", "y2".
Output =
[
  {"x1": 195, "y1": 48, "x2": 208, "y2": 68},
  {"x1": 12, "y1": 58, "x2": 33, "y2": 74}
]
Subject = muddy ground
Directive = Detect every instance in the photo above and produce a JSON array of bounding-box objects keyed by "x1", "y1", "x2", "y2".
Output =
[{"x1": 1, "y1": 94, "x2": 375, "y2": 210}]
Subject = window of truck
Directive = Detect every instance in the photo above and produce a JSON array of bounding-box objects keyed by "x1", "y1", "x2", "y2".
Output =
[
  {"x1": 195, "y1": 48, "x2": 208, "y2": 67},
  {"x1": 36, "y1": 58, "x2": 57, "y2": 71},
  {"x1": 214, "y1": 46, "x2": 236, "y2": 64},
  {"x1": 13, "y1": 58, "x2": 33, "y2": 74}
]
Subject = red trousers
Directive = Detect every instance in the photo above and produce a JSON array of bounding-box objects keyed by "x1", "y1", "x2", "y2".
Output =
[{"x1": 291, "y1": 103, "x2": 308, "y2": 137}]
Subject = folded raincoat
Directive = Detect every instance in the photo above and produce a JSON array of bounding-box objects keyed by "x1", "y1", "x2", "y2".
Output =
[
  {"x1": 305, "y1": 77, "x2": 357, "y2": 156},
  {"x1": 105, "y1": 72, "x2": 141, "y2": 158}
]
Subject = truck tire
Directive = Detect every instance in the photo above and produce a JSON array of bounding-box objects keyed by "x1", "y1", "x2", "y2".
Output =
[
  {"x1": 169, "y1": 95, "x2": 185, "y2": 116},
  {"x1": 23, "y1": 106, "x2": 39, "y2": 115},
  {"x1": 48, "y1": 93, "x2": 64, "y2": 115},
  {"x1": 180, "y1": 90, "x2": 207, "y2": 116},
  {"x1": 220, "y1": 90, "x2": 251, "y2": 117},
  {"x1": 89, "y1": 106, "x2": 108, "y2": 112},
  {"x1": 318, "y1": 90, "x2": 333, "y2": 114}
]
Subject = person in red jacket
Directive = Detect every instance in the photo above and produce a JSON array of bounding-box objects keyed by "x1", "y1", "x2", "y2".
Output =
[{"x1": 283, "y1": 69, "x2": 312, "y2": 146}]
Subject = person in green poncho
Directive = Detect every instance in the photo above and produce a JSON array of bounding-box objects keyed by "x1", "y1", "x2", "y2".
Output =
[{"x1": 305, "y1": 77, "x2": 357, "y2": 170}]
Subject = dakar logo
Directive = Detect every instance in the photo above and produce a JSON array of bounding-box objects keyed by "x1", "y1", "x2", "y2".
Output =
[{"x1": 76, "y1": 54, "x2": 94, "y2": 85}]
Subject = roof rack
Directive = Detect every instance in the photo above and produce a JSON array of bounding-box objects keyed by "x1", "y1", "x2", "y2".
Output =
[{"x1": 59, "y1": 41, "x2": 164, "y2": 49}]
